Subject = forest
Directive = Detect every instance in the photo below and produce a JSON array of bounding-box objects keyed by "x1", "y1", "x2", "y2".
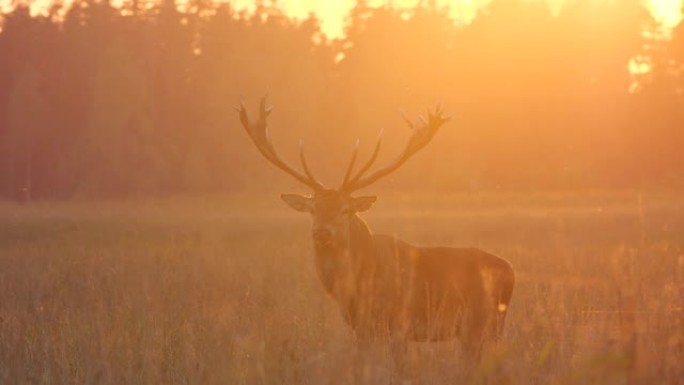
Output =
[{"x1": 0, "y1": 0, "x2": 683, "y2": 200}]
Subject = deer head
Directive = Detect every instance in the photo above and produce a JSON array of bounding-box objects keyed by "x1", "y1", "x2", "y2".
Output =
[{"x1": 236, "y1": 97, "x2": 449, "y2": 252}]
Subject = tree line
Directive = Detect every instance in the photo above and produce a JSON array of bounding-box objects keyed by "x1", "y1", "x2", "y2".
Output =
[{"x1": 0, "y1": 0, "x2": 682, "y2": 200}]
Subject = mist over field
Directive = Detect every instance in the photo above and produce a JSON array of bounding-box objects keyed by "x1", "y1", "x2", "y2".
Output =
[
  {"x1": 0, "y1": 194, "x2": 683, "y2": 384},
  {"x1": 1, "y1": 0, "x2": 684, "y2": 384}
]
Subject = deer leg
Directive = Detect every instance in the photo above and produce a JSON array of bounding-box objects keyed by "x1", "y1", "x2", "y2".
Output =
[
  {"x1": 390, "y1": 337, "x2": 414, "y2": 385},
  {"x1": 459, "y1": 299, "x2": 492, "y2": 371},
  {"x1": 353, "y1": 333, "x2": 373, "y2": 385}
]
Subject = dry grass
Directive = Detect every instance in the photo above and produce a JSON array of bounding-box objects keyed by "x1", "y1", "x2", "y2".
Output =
[{"x1": 0, "y1": 192, "x2": 683, "y2": 384}]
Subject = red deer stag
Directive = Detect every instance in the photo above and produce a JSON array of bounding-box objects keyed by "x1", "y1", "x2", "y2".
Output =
[{"x1": 236, "y1": 97, "x2": 515, "y2": 366}]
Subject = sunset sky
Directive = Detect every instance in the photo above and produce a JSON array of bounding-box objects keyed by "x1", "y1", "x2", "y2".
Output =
[{"x1": 3, "y1": 0, "x2": 683, "y2": 40}]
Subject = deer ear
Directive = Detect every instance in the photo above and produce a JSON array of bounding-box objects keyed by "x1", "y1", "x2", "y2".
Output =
[
  {"x1": 281, "y1": 193, "x2": 314, "y2": 213},
  {"x1": 351, "y1": 196, "x2": 376, "y2": 213}
]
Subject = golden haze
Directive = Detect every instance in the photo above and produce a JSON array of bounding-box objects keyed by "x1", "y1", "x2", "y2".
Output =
[{"x1": 5, "y1": 0, "x2": 683, "y2": 38}]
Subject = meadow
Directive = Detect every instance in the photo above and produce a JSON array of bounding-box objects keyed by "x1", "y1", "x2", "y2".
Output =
[{"x1": 0, "y1": 192, "x2": 682, "y2": 384}]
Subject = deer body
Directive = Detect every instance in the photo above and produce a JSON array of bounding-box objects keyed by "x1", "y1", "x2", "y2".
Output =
[
  {"x1": 303, "y1": 206, "x2": 514, "y2": 352},
  {"x1": 237, "y1": 98, "x2": 515, "y2": 364}
]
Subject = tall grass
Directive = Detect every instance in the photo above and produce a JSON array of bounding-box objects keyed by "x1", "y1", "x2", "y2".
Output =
[{"x1": 0, "y1": 192, "x2": 682, "y2": 384}]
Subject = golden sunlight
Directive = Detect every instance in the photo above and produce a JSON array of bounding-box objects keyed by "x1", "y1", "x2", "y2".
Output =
[
  {"x1": 4, "y1": 0, "x2": 682, "y2": 39},
  {"x1": 272, "y1": 0, "x2": 683, "y2": 39},
  {"x1": 646, "y1": 0, "x2": 683, "y2": 29}
]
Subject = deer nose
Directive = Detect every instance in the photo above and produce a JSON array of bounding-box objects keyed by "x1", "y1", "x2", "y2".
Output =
[{"x1": 312, "y1": 227, "x2": 332, "y2": 244}]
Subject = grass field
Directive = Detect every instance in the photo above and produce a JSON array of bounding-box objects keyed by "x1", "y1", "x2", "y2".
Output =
[{"x1": 0, "y1": 192, "x2": 683, "y2": 384}]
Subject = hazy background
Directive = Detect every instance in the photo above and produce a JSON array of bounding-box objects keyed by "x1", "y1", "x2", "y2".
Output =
[
  {"x1": 0, "y1": 0, "x2": 683, "y2": 200},
  {"x1": 1, "y1": 2, "x2": 684, "y2": 383}
]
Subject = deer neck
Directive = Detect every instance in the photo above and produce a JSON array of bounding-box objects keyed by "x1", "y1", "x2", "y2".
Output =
[{"x1": 313, "y1": 214, "x2": 375, "y2": 299}]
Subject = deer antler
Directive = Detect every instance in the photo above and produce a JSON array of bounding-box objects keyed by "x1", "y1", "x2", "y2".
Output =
[
  {"x1": 340, "y1": 106, "x2": 449, "y2": 192},
  {"x1": 236, "y1": 97, "x2": 325, "y2": 191}
]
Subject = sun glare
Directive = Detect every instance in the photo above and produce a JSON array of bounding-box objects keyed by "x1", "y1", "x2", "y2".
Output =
[
  {"x1": 275, "y1": 0, "x2": 492, "y2": 38},
  {"x1": 646, "y1": 0, "x2": 683, "y2": 29},
  {"x1": 269, "y1": 0, "x2": 682, "y2": 40},
  {"x1": 1, "y1": 0, "x2": 682, "y2": 39}
]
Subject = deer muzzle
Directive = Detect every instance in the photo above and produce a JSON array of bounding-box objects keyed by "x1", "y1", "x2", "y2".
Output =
[{"x1": 312, "y1": 227, "x2": 333, "y2": 246}]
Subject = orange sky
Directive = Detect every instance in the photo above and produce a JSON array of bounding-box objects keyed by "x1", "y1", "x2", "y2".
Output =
[{"x1": 2, "y1": 0, "x2": 682, "y2": 39}]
